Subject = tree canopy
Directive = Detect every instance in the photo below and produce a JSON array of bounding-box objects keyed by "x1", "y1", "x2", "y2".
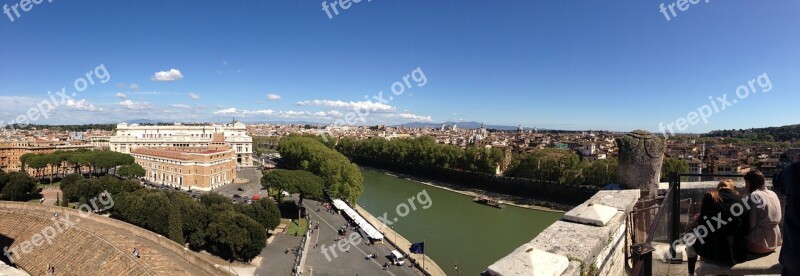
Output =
[
  {"x1": 661, "y1": 157, "x2": 690, "y2": 181},
  {"x1": 336, "y1": 136, "x2": 505, "y2": 174},
  {"x1": 0, "y1": 171, "x2": 38, "y2": 201},
  {"x1": 261, "y1": 169, "x2": 323, "y2": 204},
  {"x1": 277, "y1": 135, "x2": 363, "y2": 203}
]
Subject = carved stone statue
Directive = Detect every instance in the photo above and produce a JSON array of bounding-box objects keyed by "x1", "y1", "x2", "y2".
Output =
[{"x1": 616, "y1": 130, "x2": 665, "y2": 197}]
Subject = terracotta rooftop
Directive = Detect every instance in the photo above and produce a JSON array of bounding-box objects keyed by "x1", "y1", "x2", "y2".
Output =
[{"x1": 131, "y1": 147, "x2": 230, "y2": 160}]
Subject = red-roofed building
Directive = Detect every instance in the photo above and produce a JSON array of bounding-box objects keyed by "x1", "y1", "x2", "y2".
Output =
[{"x1": 130, "y1": 134, "x2": 237, "y2": 191}]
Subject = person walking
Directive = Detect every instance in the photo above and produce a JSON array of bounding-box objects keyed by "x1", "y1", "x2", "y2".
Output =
[{"x1": 774, "y1": 153, "x2": 800, "y2": 275}]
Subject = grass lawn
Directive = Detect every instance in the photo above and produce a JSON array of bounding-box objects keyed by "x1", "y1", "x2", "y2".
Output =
[
  {"x1": 283, "y1": 218, "x2": 308, "y2": 236},
  {"x1": 36, "y1": 181, "x2": 61, "y2": 189}
]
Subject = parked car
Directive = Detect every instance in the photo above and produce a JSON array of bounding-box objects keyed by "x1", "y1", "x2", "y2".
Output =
[
  {"x1": 232, "y1": 194, "x2": 242, "y2": 199},
  {"x1": 237, "y1": 187, "x2": 244, "y2": 191}
]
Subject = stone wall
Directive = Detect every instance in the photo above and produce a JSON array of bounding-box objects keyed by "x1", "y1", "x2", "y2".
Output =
[
  {"x1": 0, "y1": 201, "x2": 233, "y2": 276},
  {"x1": 485, "y1": 190, "x2": 640, "y2": 276}
]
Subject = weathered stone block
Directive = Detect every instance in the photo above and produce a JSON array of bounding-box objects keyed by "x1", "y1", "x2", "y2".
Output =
[{"x1": 563, "y1": 203, "x2": 617, "y2": 226}]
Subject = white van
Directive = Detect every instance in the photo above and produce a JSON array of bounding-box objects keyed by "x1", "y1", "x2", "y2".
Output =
[{"x1": 390, "y1": 250, "x2": 405, "y2": 265}]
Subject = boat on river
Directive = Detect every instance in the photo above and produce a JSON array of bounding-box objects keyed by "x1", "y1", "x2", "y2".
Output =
[{"x1": 473, "y1": 196, "x2": 503, "y2": 208}]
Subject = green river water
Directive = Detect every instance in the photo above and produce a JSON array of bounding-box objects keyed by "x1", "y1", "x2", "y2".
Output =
[{"x1": 356, "y1": 169, "x2": 562, "y2": 275}]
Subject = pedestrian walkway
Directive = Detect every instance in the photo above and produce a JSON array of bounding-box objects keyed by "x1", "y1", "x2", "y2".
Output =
[{"x1": 255, "y1": 234, "x2": 301, "y2": 276}]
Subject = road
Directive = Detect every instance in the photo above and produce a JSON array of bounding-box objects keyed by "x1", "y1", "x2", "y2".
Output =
[{"x1": 302, "y1": 199, "x2": 419, "y2": 276}]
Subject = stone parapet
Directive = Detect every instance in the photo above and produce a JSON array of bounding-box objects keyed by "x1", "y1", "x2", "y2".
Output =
[{"x1": 485, "y1": 190, "x2": 640, "y2": 276}]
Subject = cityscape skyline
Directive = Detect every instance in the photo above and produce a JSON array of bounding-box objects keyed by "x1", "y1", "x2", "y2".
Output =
[{"x1": 2, "y1": 1, "x2": 799, "y2": 133}]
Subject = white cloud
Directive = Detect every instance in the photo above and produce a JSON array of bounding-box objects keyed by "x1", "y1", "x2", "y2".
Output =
[
  {"x1": 295, "y1": 100, "x2": 395, "y2": 113},
  {"x1": 151, "y1": 68, "x2": 183, "y2": 82},
  {"x1": 65, "y1": 99, "x2": 104, "y2": 112},
  {"x1": 212, "y1": 108, "x2": 334, "y2": 119},
  {"x1": 267, "y1": 93, "x2": 281, "y2": 101},
  {"x1": 213, "y1": 108, "x2": 239, "y2": 115},
  {"x1": 394, "y1": 113, "x2": 433, "y2": 122},
  {"x1": 189, "y1": 93, "x2": 200, "y2": 100},
  {"x1": 115, "y1": 93, "x2": 128, "y2": 99},
  {"x1": 129, "y1": 83, "x2": 139, "y2": 89},
  {"x1": 170, "y1": 104, "x2": 191, "y2": 109},
  {"x1": 119, "y1": 100, "x2": 152, "y2": 110}
]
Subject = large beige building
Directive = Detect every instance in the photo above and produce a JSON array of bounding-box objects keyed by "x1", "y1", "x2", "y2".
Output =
[
  {"x1": 110, "y1": 121, "x2": 253, "y2": 166},
  {"x1": 0, "y1": 139, "x2": 93, "y2": 173},
  {"x1": 131, "y1": 135, "x2": 237, "y2": 191}
]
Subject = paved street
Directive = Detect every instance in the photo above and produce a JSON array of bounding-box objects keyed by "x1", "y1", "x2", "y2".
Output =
[
  {"x1": 303, "y1": 199, "x2": 418, "y2": 276},
  {"x1": 255, "y1": 234, "x2": 302, "y2": 276}
]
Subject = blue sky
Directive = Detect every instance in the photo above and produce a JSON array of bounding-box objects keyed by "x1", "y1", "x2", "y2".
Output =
[{"x1": 0, "y1": 0, "x2": 798, "y2": 132}]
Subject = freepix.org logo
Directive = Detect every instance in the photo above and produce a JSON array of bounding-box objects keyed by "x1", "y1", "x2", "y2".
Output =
[{"x1": 3, "y1": 0, "x2": 55, "y2": 23}]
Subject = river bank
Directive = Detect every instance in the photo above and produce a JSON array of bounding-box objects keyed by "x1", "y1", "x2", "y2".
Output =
[{"x1": 361, "y1": 166, "x2": 566, "y2": 212}]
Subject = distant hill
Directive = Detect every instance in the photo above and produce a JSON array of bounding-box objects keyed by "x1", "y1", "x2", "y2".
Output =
[{"x1": 704, "y1": 124, "x2": 800, "y2": 142}]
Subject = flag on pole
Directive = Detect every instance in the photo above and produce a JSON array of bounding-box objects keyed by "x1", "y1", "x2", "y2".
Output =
[{"x1": 410, "y1": 242, "x2": 425, "y2": 254}]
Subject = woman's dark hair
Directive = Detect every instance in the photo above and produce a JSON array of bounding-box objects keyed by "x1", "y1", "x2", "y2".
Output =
[{"x1": 744, "y1": 170, "x2": 766, "y2": 193}]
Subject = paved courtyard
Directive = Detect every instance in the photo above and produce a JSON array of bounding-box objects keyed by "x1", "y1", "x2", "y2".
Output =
[{"x1": 215, "y1": 167, "x2": 267, "y2": 200}]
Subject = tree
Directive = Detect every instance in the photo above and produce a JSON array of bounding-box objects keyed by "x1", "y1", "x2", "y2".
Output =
[
  {"x1": 200, "y1": 192, "x2": 234, "y2": 212},
  {"x1": 0, "y1": 172, "x2": 38, "y2": 201},
  {"x1": 505, "y1": 149, "x2": 583, "y2": 185},
  {"x1": 0, "y1": 170, "x2": 8, "y2": 192},
  {"x1": 206, "y1": 211, "x2": 266, "y2": 262},
  {"x1": 277, "y1": 135, "x2": 363, "y2": 203},
  {"x1": 167, "y1": 192, "x2": 210, "y2": 250},
  {"x1": 27, "y1": 154, "x2": 48, "y2": 180},
  {"x1": 236, "y1": 198, "x2": 281, "y2": 230},
  {"x1": 19, "y1": 153, "x2": 35, "y2": 173},
  {"x1": 261, "y1": 169, "x2": 324, "y2": 205},
  {"x1": 661, "y1": 158, "x2": 690, "y2": 181},
  {"x1": 118, "y1": 163, "x2": 146, "y2": 179}
]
